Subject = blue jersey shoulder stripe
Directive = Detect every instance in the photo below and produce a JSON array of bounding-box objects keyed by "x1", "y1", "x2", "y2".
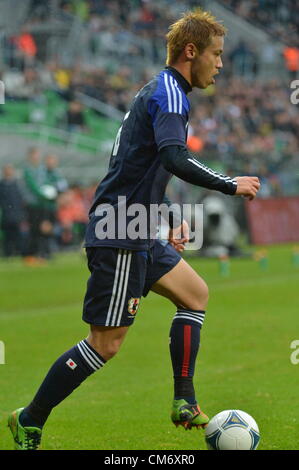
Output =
[{"x1": 148, "y1": 71, "x2": 190, "y2": 122}]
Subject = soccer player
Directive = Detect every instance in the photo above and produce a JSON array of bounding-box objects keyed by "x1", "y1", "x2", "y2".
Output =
[{"x1": 8, "y1": 9, "x2": 260, "y2": 450}]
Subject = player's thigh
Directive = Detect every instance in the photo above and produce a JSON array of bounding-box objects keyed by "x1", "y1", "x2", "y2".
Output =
[{"x1": 151, "y1": 257, "x2": 209, "y2": 310}]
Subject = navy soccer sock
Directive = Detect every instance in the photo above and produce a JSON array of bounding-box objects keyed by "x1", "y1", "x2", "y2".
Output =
[
  {"x1": 169, "y1": 308, "x2": 205, "y2": 405},
  {"x1": 19, "y1": 339, "x2": 106, "y2": 428}
]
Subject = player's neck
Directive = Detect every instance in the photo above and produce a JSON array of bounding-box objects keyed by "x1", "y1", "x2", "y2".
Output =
[
  {"x1": 168, "y1": 62, "x2": 192, "y2": 86},
  {"x1": 166, "y1": 65, "x2": 192, "y2": 94}
]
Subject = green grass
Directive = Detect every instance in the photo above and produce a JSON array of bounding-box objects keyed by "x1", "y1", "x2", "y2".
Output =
[{"x1": 0, "y1": 245, "x2": 299, "y2": 450}]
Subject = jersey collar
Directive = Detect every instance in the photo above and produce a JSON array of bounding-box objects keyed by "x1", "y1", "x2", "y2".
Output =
[{"x1": 165, "y1": 66, "x2": 192, "y2": 94}]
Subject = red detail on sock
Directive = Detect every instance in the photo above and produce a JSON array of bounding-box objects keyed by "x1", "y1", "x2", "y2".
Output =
[{"x1": 181, "y1": 325, "x2": 191, "y2": 377}]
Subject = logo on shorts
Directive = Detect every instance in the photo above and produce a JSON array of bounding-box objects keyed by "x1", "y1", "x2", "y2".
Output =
[
  {"x1": 66, "y1": 358, "x2": 77, "y2": 370},
  {"x1": 128, "y1": 298, "x2": 140, "y2": 315}
]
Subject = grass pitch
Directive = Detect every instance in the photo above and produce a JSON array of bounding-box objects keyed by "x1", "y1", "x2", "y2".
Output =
[{"x1": 0, "y1": 244, "x2": 298, "y2": 450}]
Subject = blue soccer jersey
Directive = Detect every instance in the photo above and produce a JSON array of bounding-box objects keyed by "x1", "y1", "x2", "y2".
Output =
[{"x1": 84, "y1": 67, "x2": 192, "y2": 250}]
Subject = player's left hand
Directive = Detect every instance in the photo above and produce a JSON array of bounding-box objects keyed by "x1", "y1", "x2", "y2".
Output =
[{"x1": 168, "y1": 219, "x2": 189, "y2": 252}]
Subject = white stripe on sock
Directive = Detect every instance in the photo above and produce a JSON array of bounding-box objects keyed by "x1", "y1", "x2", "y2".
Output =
[
  {"x1": 80, "y1": 340, "x2": 105, "y2": 368},
  {"x1": 77, "y1": 343, "x2": 98, "y2": 371},
  {"x1": 174, "y1": 314, "x2": 204, "y2": 326},
  {"x1": 177, "y1": 310, "x2": 205, "y2": 318}
]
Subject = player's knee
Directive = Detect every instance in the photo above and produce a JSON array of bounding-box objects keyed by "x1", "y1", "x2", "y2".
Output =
[
  {"x1": 101, "y1": 340, "x2": 122, "y2": 361},
  {"x1": 89, "y1": 337, "x2": 122, "y2": 361},
  {"x1": 87, "y1": 325, "x2": 129, "y2": 361},
  {"x1": 184, "y1": 280, "x2": 209, "y2": 311}
]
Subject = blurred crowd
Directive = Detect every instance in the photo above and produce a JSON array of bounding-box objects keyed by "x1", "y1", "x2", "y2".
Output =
[
  {"x1": 27, "y1": 0, "x2": 299, "y2": 48},
  {"x1": 220, "y1": 0, "x2": 299, "y2": 81},
  {"x1": 220, "y1": 0, "x2": 299, "y2": 47},
  {"x1": 187, "y1": 77, "x2": 299, "y2": 198},
  {"x1": 0, "y1": 147, "x2": 95, "y2": 261},
  {"x1": 3, "y1": 66, "x2": 298, "y2": 198}
]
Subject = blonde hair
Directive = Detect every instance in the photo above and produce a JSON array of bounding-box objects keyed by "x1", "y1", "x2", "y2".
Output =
[{"x1": 166, "y1": 8, "x2": 227, "y2": 65}]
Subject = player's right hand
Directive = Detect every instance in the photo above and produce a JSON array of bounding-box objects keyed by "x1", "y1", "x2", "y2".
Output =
[
  {"x1": 168, "y1": 219, "x2": 189, "y2": 253},
  {"x1": 234, "y1": 176, "x2": 260, "y2": 200}
]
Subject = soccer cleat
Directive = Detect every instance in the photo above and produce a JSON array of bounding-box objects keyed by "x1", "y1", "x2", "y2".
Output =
[
  {"x1": 8, "y1": 408, "x2": 42, "y2": 450},
  {"x1": 171, "y1": 399, "x2": 209, "y2": 430}
]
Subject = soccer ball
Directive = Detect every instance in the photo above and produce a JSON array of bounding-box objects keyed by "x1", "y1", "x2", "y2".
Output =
[{"x1": 205, "y1": 410, "x2": 260, "y2": 450}]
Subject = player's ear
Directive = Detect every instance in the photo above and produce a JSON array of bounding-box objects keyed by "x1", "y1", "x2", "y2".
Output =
[{"x1": 185, "y1": 43, "x2": 197, "y2": 60}]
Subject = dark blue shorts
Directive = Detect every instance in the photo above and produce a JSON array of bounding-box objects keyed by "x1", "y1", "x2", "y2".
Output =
[{"x1": 82, "y1": 240, "x2": 181, "y2": 327}]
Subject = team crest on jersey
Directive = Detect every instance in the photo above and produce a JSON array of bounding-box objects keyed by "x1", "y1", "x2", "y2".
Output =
[{"x1": 128, "y1": 298, "x2": 140, "y2": 315}]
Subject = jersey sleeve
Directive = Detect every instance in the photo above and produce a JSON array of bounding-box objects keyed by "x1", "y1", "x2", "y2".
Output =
[
  {"x1": 159, "y1": 145, "x2": 237, "y2": 196},
  {"x1": 147, "y1": 73, "x2": 189, "y2": 151}
]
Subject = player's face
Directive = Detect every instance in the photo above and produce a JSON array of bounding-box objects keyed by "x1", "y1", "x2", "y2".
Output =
[{"x1": 191, "y1": 36, "x2": 224, "y2": 89}]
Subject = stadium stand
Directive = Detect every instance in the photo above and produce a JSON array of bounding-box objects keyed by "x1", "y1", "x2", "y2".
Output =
[{"x1": 219, "y1": 0, "x2": 299, "y2": 47}]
